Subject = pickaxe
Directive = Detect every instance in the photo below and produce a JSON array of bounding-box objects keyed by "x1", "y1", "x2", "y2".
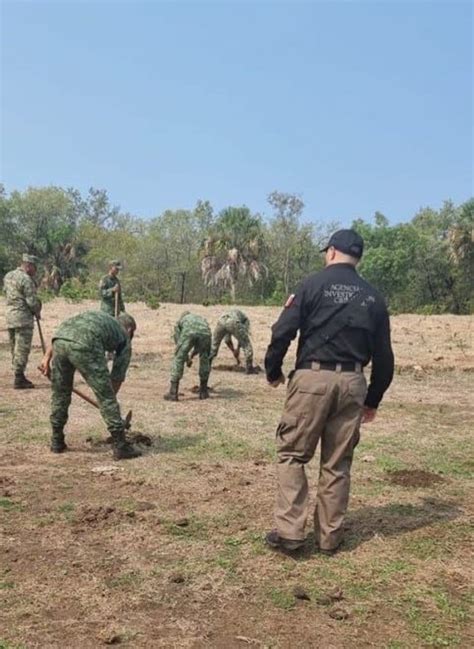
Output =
[{"x1": 35, "y1": 315, "x2": 132, "y2": 429}]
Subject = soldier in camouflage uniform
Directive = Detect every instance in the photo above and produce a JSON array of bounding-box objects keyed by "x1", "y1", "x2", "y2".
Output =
[
  {"x1": 164, "y1": 312, "x2": 212, "y2": 401},
  {"x1": 3, "y1": 254, "x2": 42, "y2": 389},
  {"x1": 99, "y1": 260, "x2": 125, "y2": 316},
  {"x1": 39, "y1": 311, "x2": 141, "y2": 460},
  {"x1": 210, "y1": 309, "x2": 260, "y2": 374}
]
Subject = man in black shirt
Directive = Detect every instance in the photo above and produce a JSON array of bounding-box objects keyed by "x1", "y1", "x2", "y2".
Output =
[{"x1": 264, "y1": 229, "x2": 394, "y2": 554}]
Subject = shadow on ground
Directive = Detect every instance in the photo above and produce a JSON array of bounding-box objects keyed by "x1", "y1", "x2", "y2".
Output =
[
  {"x1": 343, "y1": 497, "x2": 463, "y2": 550},
  {"x1": 294, "y1": 497, "x2": 463, "y2": 559},
  {"x1": 210, "y1": 388, "x2": 245, "y2": 400}
]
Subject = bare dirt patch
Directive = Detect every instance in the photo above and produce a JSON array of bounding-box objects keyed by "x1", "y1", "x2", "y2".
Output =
[{"x1": 387, "y1": 469, "x2": 446, "y2": 488}]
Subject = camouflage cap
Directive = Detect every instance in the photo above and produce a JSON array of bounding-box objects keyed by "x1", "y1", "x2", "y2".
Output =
[
  {"x1": 22, "y1": 253, "x2": 39, "y2": 265},
  {"x1": 109, "y1": 259, "x2": 122, "y2": 269},
  {"x1": 117, "y1": 312, "x2": 136, "y2": 331}
]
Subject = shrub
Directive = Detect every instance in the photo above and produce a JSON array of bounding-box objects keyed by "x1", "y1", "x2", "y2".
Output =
[
  {"x1": 59, "y1": 279, "x2": 90, "y2": 303},
  {"x1": 145, "y1": 294, "x2": 160, "y2": 310}
]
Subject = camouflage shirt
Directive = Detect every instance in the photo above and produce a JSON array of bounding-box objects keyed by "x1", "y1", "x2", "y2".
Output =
[
  {"x1": 218, "y1": 309, "x2": 250, "y2": 330},
  {"x1": 53, "y1": 311, "x2": 131, "y2": 382},
  {"x1": 3, "y1": 267, "x2": 41, "y2": 328},
  {"x1": 99, "y1": 274, "x2": 125, "y2": 316},
  {"x1": 174, "y1": 312, "x2": 211, "y2": 344}
]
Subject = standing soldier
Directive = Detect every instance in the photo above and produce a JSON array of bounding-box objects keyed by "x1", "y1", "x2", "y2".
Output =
[
  {"x1": 3, "y1": 254, "x2": 42, "y2": 389},
  {"x1": 210, "y1": 309, "x2": 260, "y2": 374},
  {"x1": 99, "y1": 260, "x2": 125, "y2": 316},
  {"x1": 164, "y1": 312, "x2": 212, "y2": 402},
  {"x1": 39, "y1": 311, "x2": 141, "y2": 460},
  {"x1": 264, "y1": 229, "x2": 394, "y2": 555}
]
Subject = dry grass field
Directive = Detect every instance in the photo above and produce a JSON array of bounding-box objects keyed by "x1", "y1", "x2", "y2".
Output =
[{"x1": 1, "y1": 299, "x2": 473, "y2": 649}]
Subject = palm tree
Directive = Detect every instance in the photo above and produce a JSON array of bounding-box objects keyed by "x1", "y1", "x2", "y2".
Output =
[
  {"x1": 40, "y1": 241, "x2": 89, "y2": 293},
  {"x1": 201, "y1": 207, "x2": 266, "y2": 303}
]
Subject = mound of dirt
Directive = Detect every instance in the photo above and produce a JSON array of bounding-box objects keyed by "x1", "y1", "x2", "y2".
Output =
[
  {"x1": 74, "y1": 505, "x2": 116, "y2": 526},
  {"x1": 128, "y1": 432, "x2": 152, "y2": 446},
  {"x1": 387, "y1": 469, "x2": 445, "y2": 488},
  {"x1": 212, "y1": 364, "x2": 246, "y2": 373}
]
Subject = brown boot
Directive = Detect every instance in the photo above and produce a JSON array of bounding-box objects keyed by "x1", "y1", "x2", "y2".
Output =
[
  {"x1": 265, "y1": 529, "x2": 305, "y2": 552},
  {"x1": 14, "y1": 372, "x2": 34, "y2": 389},
  {"x1": 164, "y1": 381, "x2": 179, "y2": 401},
  {"x1": 245, "y1": 361, "x2": 260, "y2": 375}
]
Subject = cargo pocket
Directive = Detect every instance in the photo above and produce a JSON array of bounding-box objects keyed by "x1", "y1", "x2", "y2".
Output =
[
  {"x1": 276, "y1": 412, "x2": 308, "y2": 456},
  {"x1": 296, "y1": 381, "x2": 328, "y2": 420},
  {"x1": 276, "y1": 413, "x2": 298, "y2": 439},
  {"x1": 348, "y1": 376, "x2": 367, "y2": 407},
  {"x1": 298, "y1": 383, "x2": 327, "y2": 396}
]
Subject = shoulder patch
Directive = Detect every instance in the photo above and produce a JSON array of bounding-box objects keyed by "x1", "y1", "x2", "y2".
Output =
[{"x1": 284, "y1": 294, "x2": 295, "y2": 308}]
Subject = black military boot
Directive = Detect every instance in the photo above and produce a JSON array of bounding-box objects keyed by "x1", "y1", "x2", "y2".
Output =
[
  {"x1": 14, "y1": 371, "x2": 34, "y2": 389},
  {"x1": 164, "y1": 381, "x2": 179, "y2": 401},
  {"x1": 50, "y1": 429, "x2": 68, "y2": 453},
  {"x1": 245, "y1": 361, "x2": 260, "y2": 375},
  {"x1": 111, "y1": 430, "x2": 142, "y2": 460},
  {"x1": 199, "y1": 379, "x2": 209, "y2": 400}
]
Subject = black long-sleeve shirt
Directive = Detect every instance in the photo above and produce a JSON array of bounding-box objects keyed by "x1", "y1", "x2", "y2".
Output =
[{"x1": 265, "y1": 263, "x2": 394, "y2": 408}]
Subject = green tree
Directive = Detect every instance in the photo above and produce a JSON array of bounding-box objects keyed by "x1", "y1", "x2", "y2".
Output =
[
  {"x1": 6, "y1": 186, "x2": 88, "y2": 293},
  {"x1": 266, "y1": 191, "x2": 326, "y2": 301},
  {"x1": 0, "y1": 184, "x2": 16, "y2": 278}
]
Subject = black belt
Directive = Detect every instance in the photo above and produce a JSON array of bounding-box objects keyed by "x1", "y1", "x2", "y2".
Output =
[{"x1": 297, "y1": 361, "x2": 362, "y2": 373}]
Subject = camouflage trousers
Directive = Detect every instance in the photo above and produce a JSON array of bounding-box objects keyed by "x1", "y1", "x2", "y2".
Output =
[
  {"x1": 100, "y1": 303, "x2": 116, "y2": 317},
  {"x1": 210, "y1": 321, "x2": 253, "y2": 364},
  {"x1": 171, "y1": 332, "x2": 211, "y2": 383},
  {"x1": 8, "y1": 326, "x2": 34, "y2": 373},
  {"x1": 50, "y1": 339, "x2": 124, "y2": 434}
]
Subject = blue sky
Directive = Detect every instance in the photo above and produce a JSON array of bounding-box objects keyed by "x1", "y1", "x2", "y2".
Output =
[{"x1": 1, "y1": 1, "x2": 472, "y2": 225}]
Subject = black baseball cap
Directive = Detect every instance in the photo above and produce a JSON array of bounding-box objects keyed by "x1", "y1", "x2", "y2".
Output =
[{"x1": 320, "y1": 229, "x2": 364, "y2": 259}]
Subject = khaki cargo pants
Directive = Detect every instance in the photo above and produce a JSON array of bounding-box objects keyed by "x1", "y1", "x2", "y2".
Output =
[{"x1": 274, "y1": 365, "x2": 367, "y2": 551}]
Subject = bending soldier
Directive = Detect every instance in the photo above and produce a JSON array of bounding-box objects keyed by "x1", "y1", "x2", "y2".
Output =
[
  {"x1": 39, "y1": 311, "x2": 141, "y2": 460},
  {"x1": 164, "y1": 312, "x2": 212, "y2": 402},
  {"x1": 210, "y1": 309, "x2": 259, "y2": 374},
  {"x1": 3, "y1": 254, "x2": 42, "y2": 389},
  {"x1": 99, "y1": 260, "x2": 125, "y2": 316}
]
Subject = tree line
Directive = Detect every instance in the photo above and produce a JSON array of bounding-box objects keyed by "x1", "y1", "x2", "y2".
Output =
[{"x1": 0, "y1": 184, "x2": 472, "y2": 314}]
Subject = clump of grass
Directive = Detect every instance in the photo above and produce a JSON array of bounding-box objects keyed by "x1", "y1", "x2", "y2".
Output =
[
  {"x1": 376, "y1": 455, "x2": 407, "y2": 472},
  {"x1": 269, "y1": 587, "x2": 295, "y2": 610},
  {"x1": 400, "y1": 585, "x2": 467, "y2": 647},
  {"x1": 0, "y1": 498, "x2": 23, "y2": 512},
  {"x1": 57, "y1": 501, "x2": 75, "y2": 520},
  {"x1": 163, "y1": 516, "x2": 208, "y2": 541},
  {"x1": 108, "y1": 571, "x2": 143, "y2": 589},
  {"x1": 0, "y1": 641, "x2": 28, "y2": 649}
]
